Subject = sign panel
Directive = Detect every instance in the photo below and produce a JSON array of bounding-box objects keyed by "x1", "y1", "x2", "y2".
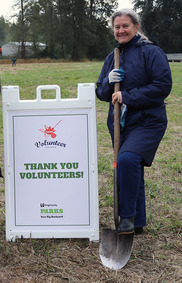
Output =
[{"x1": 3, "y1": 85, "x2": 99, "y2": 241}]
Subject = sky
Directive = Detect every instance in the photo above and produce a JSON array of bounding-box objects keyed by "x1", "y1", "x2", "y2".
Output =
[{"x1": 0, "y1": 0, "x2": 133, "y2": 19}]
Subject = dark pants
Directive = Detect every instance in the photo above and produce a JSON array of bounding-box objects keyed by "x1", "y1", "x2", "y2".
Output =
[{"x1": 117, "y1": 151, "x2": 146, "y2": 228}]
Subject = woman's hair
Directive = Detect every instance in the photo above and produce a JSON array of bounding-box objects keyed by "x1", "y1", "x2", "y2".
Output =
[
  {"x1": 111, "y1": 9, "x2": 141, "y2": 28},
  {"x1": 111, "y1": 8, "x2": 148, "y2": 39}
]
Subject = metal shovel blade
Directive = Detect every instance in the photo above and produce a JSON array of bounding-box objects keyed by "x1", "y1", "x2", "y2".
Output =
[{"x1": 99, "y1": 229, "x2": 134, "y2": 270}]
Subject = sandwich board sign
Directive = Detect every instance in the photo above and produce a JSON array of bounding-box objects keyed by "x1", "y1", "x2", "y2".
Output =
[{"x1": 2, "y1": 84, "x2": 99, "y2": 241}]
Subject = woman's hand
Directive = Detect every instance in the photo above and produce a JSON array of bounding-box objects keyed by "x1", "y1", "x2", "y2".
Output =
[{"x1": 112, "y1": 91, "x2": 123, "y2": 105}]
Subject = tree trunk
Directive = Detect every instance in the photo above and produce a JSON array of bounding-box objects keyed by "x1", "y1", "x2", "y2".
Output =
[{"x1": 21, "y1": 0, "x2": 26, "y2": 58}]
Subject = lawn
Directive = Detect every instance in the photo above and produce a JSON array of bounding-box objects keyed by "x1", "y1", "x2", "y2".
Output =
[{"x1": 0, "y1": 61, "x2": 181, "y2": 282}]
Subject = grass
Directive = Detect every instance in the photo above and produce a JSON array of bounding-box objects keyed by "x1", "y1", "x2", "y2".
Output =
[
  {"x1": 144, "y1": 63, "x2": 182, "y2": 234},
  {"x1": 0, "y1": 61, "x2": 181, "y2": 235},
  {"x1": 1, "y1": 61, "x2": 102, "y2": 100},
  {"x1": 0, "y1": 61, "x2": 182, "y2": 281}
]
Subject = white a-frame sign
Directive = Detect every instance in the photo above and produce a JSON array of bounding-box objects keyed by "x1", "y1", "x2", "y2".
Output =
[{"x1": 2, "y1": 84, "x2": 99, "y2": 241}]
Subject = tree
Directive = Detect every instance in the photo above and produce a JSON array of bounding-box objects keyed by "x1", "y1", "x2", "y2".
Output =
[
  {"x1": 54, "y1": 0, "x2": 71, "y2": 58},
  {"x1": 85, "y1": 0, "x2": 118, "y2": 60},
  {"x1": 133, "y1": 0, "x2": 182, "y2": 53},
  {"x1": 3, "y1": 0, "x2": 119, "y2": 59},
  {"x1": 37, "y1": 0, "x2": 57, "y2": 57},
  {"x1": 11, "y1": 0, "x2": 31, "y2": 58},
  {"x1": 0, "y1": 16, "x2": 11, "y2": 46},
  {"x1": 55, "y1": 0, "x2": 88, "y2": 60},
  {"x1": 55, "y1": 0, "x2": 118, "y2": 60}
]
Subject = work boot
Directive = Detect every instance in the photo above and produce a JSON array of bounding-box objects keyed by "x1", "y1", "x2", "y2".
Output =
[
  {"x1": 118, "y1": 217, "x2": 134, "y2": 235},
  {"x1": 134, "y1": 227, "x2": 143, "y2": 235}
]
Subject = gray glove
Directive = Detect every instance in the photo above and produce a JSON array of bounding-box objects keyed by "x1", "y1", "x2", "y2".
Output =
[{"x1": 108, "y1": 68, "x2": 124, "y2": 85}]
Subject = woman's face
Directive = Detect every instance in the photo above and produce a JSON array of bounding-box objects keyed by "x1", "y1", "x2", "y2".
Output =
[{"x1": 113, "y1": 15, "x2": 139, "y2": 44}]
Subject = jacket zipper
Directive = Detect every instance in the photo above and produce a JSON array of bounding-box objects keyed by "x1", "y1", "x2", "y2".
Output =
[{"x1": 120, "y1": 47, "x2": 125, "y2": 69}]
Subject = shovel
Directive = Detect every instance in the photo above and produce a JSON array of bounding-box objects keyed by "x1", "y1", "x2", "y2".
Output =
[{"x1": 99, "y1": 48, "x2": 134, "y2": 270}]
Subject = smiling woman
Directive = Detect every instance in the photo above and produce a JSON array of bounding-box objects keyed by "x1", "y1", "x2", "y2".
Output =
[
  {"x1": 96, "y1": 8, "x2": 172, "y2": 235},
  {"x1": 113, "y1": 15, "x2": 139, "y2": 45}
]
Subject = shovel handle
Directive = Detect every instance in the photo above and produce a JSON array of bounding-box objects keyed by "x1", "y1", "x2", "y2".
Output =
[
  {"x1": 113, "y1": 47, "x2": 120, "y2": 229},
  {"x1": 114, "y1": 48, "x2": 120, "y2": 162}
]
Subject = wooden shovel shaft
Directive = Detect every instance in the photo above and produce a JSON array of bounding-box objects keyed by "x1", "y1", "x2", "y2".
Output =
[
  {"x1": 113, "y1": 47, "x2": 120, "y2": 229},
  {"x1": 114, "y1": 48, "x2": 120, "y2": 163}
]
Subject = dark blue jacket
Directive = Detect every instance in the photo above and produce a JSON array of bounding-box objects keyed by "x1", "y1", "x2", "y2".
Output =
[{"x1": 96, "y1": 34, "x2": 172, "y2": 166}]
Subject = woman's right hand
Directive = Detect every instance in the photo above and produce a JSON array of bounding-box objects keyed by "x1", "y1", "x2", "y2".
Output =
[{"x1": 108, "y1": 68, "x2": 124, "y2": 85}]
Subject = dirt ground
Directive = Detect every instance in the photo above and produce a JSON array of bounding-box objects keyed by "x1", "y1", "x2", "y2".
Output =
[{"x1": 0, "y1": 178, "x2": 182, "y2": 283}]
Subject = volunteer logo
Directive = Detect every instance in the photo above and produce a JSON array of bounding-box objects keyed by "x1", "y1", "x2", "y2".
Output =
[
  {"x1": 38, "y1": 119, "x2": 62, "y2": 139},
  {"x1": 35, "y1": 119, "x2": 66, "y2": 148}
]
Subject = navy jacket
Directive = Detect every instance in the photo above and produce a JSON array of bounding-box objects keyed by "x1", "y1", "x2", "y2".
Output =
[{"x1": 96, "y1": 34, "x2": 172, "y2": 166}]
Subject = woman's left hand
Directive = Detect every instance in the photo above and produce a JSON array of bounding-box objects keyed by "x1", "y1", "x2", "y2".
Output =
[{"x1": 112, "y1": 91, "x2": 123, "y2": 105}]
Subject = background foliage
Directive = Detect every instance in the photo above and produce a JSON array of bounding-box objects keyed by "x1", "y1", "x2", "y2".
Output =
[
  {"x1": 0, "y1": 0, "x2": 182, "y2": 60},
  {"x1": 133, "y1": 0, "x2": 182, "y2": 53},
  {"x1": 0, "y1": 0, "x2": 118, "y2": 60}
]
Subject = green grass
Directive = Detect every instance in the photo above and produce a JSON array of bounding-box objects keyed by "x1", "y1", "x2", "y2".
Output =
[
  {"x1": 0, "y1": 61, "x2": 182, "y2": 236},
  {"x1": 1, "y1": 62, "x2": 102, "y2": 100},
  {"x1": 144, "y1": 62, "x2": 182, "y2": 234}
]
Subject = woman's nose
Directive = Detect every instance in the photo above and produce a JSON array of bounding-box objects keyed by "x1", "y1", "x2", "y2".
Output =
[{"x1": 118, "y1": 27, "x2": 124, "y2": 33}]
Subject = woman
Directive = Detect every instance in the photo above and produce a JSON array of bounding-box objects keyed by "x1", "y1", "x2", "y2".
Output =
[{"x1": 96, "y1": 9, "x2": 172, "y2": 235}]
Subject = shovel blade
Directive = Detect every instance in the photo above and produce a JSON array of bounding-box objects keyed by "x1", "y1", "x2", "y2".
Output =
[{"x1": 99, "y1": 229, "x2": 134, "y2": 270}]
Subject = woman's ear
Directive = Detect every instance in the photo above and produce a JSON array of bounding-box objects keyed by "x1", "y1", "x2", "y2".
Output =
[{"x1": 135, "y1": 23, "x2": 139, "y2": 33}]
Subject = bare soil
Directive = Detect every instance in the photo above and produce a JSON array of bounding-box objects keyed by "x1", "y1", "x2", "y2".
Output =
[{"x1": 0, "y1": 175, "x2": 182, "y2": 283}]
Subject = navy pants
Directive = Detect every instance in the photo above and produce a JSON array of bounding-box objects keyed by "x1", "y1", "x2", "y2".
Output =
[{"x1": 117, "y1": 151, "x2": 146, "y2": 228}]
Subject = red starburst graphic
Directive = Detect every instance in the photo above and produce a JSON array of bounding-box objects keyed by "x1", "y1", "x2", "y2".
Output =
[{"x1": 38, "y1": 119, "x2": 62, "y2": 139}]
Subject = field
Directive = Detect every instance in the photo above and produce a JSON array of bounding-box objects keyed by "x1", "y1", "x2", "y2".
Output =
[{"x1": 0, "y1": 61, "x2": 182, "y2": 282}]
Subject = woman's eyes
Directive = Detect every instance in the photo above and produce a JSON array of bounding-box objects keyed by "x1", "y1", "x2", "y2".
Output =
[{"x1": 115, "y1": 25, "x2": 129, "y2": 29}]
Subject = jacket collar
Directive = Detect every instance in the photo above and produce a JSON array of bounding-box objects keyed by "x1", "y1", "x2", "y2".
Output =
[{"x1": 118, "y1": 34, "x2": 141, "y2": 50}]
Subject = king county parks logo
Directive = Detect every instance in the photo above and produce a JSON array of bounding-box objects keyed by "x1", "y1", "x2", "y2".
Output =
[{"x1": 40, "y1": 203, "x2": 64, "y2": 219}]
